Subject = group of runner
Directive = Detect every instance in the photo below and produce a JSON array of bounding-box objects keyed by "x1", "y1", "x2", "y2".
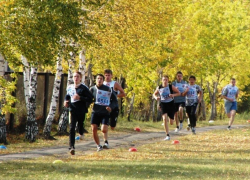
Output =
[
  {"x1": 64, "y1": 69, "x2": 239, "y2": 155},
  {"x1": 64, "y1": 69, "x2": 125, "y2": 155}
]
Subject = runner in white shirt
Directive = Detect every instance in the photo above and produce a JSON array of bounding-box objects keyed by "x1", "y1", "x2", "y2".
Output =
[{"x1": 221, "y1": 78, "x2": 239, "y2": 130}]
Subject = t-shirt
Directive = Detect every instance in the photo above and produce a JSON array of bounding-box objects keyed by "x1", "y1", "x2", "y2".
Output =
[
  {"x1": 172, "y1": 80, "x2": 187, "y2": 103},
  {"x1": 185, "y1": 84, "x2": 202, "y2": 106},
  {"x1": 158, "y1": 84, "x2": 173, "y2": 103},
  {"x1": 222, "y1": 84, "x2": 239, "y2": 102}
]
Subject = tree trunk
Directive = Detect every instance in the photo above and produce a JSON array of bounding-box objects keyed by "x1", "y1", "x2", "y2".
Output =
[
  {"x1": 57, "y1": 51, "x2": 75, "y2": 135},
  {"x1": 79, "y1": 48, "x2": 87, "y2": 83},
  {"x1": 43, "y1": 53, "x2": 63, "y2": 138},
  {"x1": 152, "y1": 98, "x2": 156, "y2": 122},
  {"x1": 87, "y1": 63, "x2": 94, "y2": 87},
  {"x1": 207, "y1": 81, "x2": 218, "y2": 120},
  {"x1": 0, "y1": 113, "x2": 7, "y2": 144},
  {"x1": 156, "y1": 101, "x2": 162, "y2": 121},
  {"x1": 25, "y1": 66, "x2": 38, "y2": 142},
  {"x1": 127, "y1": 93, "x2": 135, "y2": 121},
  {"x1": 21, "y1": 55, "x2": 30, "y2": 110},
  {"x1": 0, "y1": 53, "x2": 6, "y2": 76}
]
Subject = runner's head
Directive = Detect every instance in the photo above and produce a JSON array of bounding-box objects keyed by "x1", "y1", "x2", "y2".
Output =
[
  {"x1": 176, "y1": 71, "x2": 183, "y2": 81},
  {"x1": 162, "y1": 75, "x2": 169, "y2": 86},
  {"x1": 189, "y1": 75, "x2": 196, "y2": 85},
  {"x1": 73, "y1": 71, "x2": 82, "y2": 85},
  {"x1": 231, "y1": 78, "x2": 236, "y2": 86},
  {"x1": 104, "y1": 69, "x2": 113, "y2": 82},
  {"x1": 96, "y1": 74, "x2": 105, "y2": 87}
]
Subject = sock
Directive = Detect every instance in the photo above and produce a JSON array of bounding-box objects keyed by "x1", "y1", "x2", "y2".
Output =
[
  {"x1": 228, "y1": 126, "x2": 231, "y2": 128},
  {"x1": 167, "y1": 134, "x2": 170, "y2": 137},
  {"x1": 180, "y1": 120, "x2": 183, "y2": 123},
  {"x1": 177, "y1": 126, "x2": 179, "y2": 129},
  {"x1": 104, "y1": 140, "x2": 108, "y2": 144}
]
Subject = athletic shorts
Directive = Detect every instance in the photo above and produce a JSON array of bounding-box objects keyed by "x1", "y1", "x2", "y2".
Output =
[
  {"x1": 91, "y1": 113, "x2": 110, "y2": 127},
  {"x1": 174, "y1": 102, "x2": 185, "y2": 113},
  {"x1": 224, "y1": 101, "x2": 237, "y2": 114},
  {"x1": 160, "y1": 101, "x2": 175, "y2": 119},
  {"x1": 110, "y1": 108, "x2": 119, "y2": 128}
]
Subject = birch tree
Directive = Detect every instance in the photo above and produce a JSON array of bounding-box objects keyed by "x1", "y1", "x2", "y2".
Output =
[{"x1": 43, "y1": 52, "x2": 63, "y2": 139}]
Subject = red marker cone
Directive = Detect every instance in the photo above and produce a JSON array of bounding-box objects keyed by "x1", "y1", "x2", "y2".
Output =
[
  {"x1": 134, "y1": 127, "x2": 141, "y2": 132},
  {"x1": 172, "y1": 140, "x2": 180, "y2": 144},
  {"x1": 129, "y1": 147, "x2": 137, "y2": 152}
]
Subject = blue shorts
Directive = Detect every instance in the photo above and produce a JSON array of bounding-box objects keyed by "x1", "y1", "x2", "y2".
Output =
[
  {"x1": 91, "y1": 113, "x2": 110, "y2": 127},
  {"x1": 224, "y1": 101, "x2": 237, "y2": 114}
]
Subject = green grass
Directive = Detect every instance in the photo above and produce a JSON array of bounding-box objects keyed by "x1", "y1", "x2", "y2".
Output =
[{"x1": 1, "y1": 121, "x2": 250, "y2": 179}]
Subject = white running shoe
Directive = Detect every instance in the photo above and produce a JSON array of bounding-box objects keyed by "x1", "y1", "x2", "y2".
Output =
[
  {"x1": 174, "y1": 128, "x2": 179, "y2": 133},
  {"x1": 103, "y1": 143, "x2": 110, "y2": 149},
  {"x1": 97, "y1": 145, "x2": 103, "y2": 152},
  {"x1": 227, "y1": 127, "x2": 231, "y2": 130},
  {"x1": 179, "y1": 123, "x2": 183, "y2": 130},
  {"x1": 164, "y1": 136, "x2": 170, "y2": 141},
  {"x1": 79, "y1": 134, "x2": 84, "y2": 140}
]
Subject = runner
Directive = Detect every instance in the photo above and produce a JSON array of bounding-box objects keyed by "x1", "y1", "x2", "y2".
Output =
[
  {"x1": 89, "y1": 74, "x2": 118, "y2": 151},
  {"x1": 153, "y1": 75, "x2": 180, "y2": 140},
  {"x1": 221, "y1": 78, "x2": 239, "y2": 130},
  {"x1": 182, "y1": 75, "x2": 202, "y2": 134},
  {"x1": 64, "y1": 71, "x2": 93, "y2": 155},
  {"x1": 103, "y1": 69, "x2": 126, "y2": 130},
  {"x1": 172, "y1": 71, "x2": 187, "y2": 132}
]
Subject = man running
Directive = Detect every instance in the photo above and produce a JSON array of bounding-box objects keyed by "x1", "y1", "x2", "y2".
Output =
[
  {"x1": 89, "y1": 74, "x2": 118, "y2": 151},
  {"x1": 64, "y1": 71, "x2": 93, "y2": 155},
  {"x1": 172, "y1": 71, "x2": 187, "y2": 132},
  {"x1": 221, "y1": 78, "x2": 239, "y2": 130},
  {"x1": 153, "y1": 75, "x2": 180, "y2": 140},
  {"x1": 103, "y1": 69, "x2": 126, "y2": 130},
  {"x1": 182, "y1": 75, "x2": 202, "y2": 134}
]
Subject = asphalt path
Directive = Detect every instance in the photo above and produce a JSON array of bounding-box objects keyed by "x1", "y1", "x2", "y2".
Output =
[{"x1": 0, "y1": 124, "x2": 248, "y2": 162}]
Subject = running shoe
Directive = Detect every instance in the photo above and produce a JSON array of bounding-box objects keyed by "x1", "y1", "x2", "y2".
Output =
[
  {"x1": 179, "y1": 122, "x2": 183, "y2": 130},
  {"x1": 79, "y1": 134, "x2": 84, "y2": 140},
  {"x1": 187, "y1": 126, "x2": 191, "y2": 131},
  {"x1": 227, "y1": 127, "x2": 231, "y2": 130},
  {"x1": 103, "y1": 143, "x2": 110, "y2": 149},
  {"x1": 69, "y1": 148, "x2": 75, "y2": 155},
  {"x1": 164, "y1": 136, "x2": 170, "y2": 141},
  {"x1": 174, "y1": 128, "x2": 179, "y2": 133},
  {"x1": 97, "y1": 145, "x2": 103, "y2": 152},
  {"x1": 192, "y1": 127, "x2": 196, "y2": 135}
]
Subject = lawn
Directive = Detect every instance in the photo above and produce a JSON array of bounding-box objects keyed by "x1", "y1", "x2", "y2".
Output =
[{"x1": 0, "y1": 118, "x2": 250, "y2": 180}]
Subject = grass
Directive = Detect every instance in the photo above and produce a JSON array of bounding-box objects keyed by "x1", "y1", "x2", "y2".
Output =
[{"x1": 1, "y1": 124, "x2": 250, "y2": 179}]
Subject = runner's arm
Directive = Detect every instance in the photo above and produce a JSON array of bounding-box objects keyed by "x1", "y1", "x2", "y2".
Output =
[{"x1": 114, "y1": 82, "x2": 126, "y2": 98}]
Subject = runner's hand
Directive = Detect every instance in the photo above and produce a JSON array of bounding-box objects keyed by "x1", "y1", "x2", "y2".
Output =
[
  {"x1": 64, "y1": 101, "x2": 69, "y2": 108},
  {"x1": 106, "y1": 106, "x2": 112, "y2": 112},
  {"x1": 73, "y1": 94, "x2": 80, "y2": 100}
]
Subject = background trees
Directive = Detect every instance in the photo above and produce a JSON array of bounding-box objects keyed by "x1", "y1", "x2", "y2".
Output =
[{"x1": 1, "y1": 0, "x2": 250, "y2": 142}]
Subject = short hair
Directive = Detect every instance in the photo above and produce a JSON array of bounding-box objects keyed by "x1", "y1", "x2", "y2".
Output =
[
  {"x1": 176, "y1": 71, "x2": 183, "y2": 75},
  {"x1": 162, "y1": 75, "x2": 169, "y2": 79},
  {"x1": 73, "y1": 71, "x2": 82, "y2": 78},
  {"x1": 231, "y1": 78, "x2": 236, "y2": 81},
  {"x1": 189, "y1": 75, "x2": 196, "y2": 80},
  {"x1": 104, "y1": 69, "x2": 113, "y2": 75},
  {"x1": 96, "y1": 73, "x2": 105, "y2": 80}
]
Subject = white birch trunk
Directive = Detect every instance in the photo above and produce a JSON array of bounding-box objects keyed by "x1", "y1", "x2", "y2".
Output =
[
  {"x1": 79, "y1": 48, "x2": 87, "y2": 83},
  {"x1": 57, "y1": 51, "x2": 75, "y2": 134},
  {"x1": 0, "y1": 53, "x2": 6, "y2": 76},
  {"x1": 21, "y1": 56, "x2": 30, "y2": 109},
  {"x1": 25, "y1": 66, "x2": 38, "y2": 142},
  {"x1": 43, "y1": 53, "x2": 63, "y2": 138}
]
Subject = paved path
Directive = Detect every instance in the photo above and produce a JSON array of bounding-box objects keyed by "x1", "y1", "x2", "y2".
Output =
[{"x1": 0, "y1": 124, "x2": 248, "y2": 162}]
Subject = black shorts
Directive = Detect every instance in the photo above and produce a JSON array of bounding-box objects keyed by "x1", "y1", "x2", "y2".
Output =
[
  {"x1": 91, "y1": 113, "x2": 110, "y2": 127},
  {"x1": 174, "y1": 102, "x2": 185, "y2": 112},
  {"x1": 160, "y1": 101, "x2": 175, "y2": 119},
  {"x1": 110, "y1": 107, "x2": 119, "y2": 128}
]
